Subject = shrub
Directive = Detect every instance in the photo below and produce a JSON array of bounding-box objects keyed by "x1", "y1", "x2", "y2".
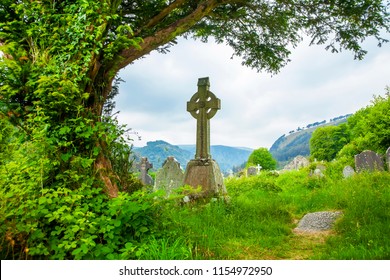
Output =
[{"x1": 0, "y1": 119, "x2": 158, "y2": 260}]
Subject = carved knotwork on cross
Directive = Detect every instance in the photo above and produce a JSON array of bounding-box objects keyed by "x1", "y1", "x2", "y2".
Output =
[{"x1": 187, "y1": 77, "x2": 221, "y2": 160}]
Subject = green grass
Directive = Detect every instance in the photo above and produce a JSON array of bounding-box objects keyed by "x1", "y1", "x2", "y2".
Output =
[{"x1": 155, "y1": 170, "x2": 390, "y2": 260}]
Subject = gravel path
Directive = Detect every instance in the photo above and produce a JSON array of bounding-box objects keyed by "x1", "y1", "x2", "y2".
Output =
[{"x1": 294, "y1": 211, "x2": 343, "y2": 233}]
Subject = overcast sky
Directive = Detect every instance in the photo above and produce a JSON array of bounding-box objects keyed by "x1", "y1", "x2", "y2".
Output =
[{"x1": 114, "y1": 36, "x2": 390, "y2": 150}]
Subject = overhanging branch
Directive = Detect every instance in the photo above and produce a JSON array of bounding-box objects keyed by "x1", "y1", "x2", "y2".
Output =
[{"x1": 116, "y1": 0, "x2": 222, "y2": 71}]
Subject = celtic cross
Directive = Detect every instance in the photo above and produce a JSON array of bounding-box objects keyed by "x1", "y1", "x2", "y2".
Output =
[{"x1": 187, "y1": 77, "x2": 221, "y2": 160}]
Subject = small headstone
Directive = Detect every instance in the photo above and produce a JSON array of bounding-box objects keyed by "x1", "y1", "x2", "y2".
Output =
[
  {"x1": 386, "y1": 147, "x2": 390, "y2": 171},
  {"x1": 247, "y1": 166, "x2": 257, "y2": 176},
  {"x1": 284, "y1": 155, "x2": 310, "y2": 170},
  {"x1": 313, "y1": 168, "x2": 324, "y2": 178},
  {"x1": 343, "y1": 165, "x2": 355, "y2": 178},
  {"x1": 137, "y1": 157, "x2": 154, "y2": 186},
  {"x1": 294, "y1": 211, "x2": 343, "y2": 233},
  {"x1": 155, "y1": 156, "x2": 184, "y2": 196},
  {"x1": 355, "y1": 150, "x2": 384, "y2": 172},
  {"x1": 316, "y1": 164, "x2": 326, "y2": 172}
]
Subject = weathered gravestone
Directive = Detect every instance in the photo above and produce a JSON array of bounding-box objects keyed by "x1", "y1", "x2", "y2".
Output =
[
  {"x1": 247, "y1": 166, "x2": 257, "y2": 176},
  {"x1": 386, "y1": 147, "x2": 390, "y2": 171},
  {"x1": 343, "y1": 165, "x2": 355, "y2": 178},
  {"x1": 355, "y1": 150, "x2": 384, "y2": 172},
  {"x1": 313, "y1": 168, "x2": 324, "y2": 178},
  {"x1": 284, "y1": 155, "x2": 310, "y2": 170},
  {"x1": 183, "y1": 77, "x2": 227, "y2": 197},
  {"x1": 154, "y1": 156, "x2": 184, "y2": 196},
  {"x1": 294, "y1": 211, "x2": 343, "y2": 233},
  {"x1": 316, "y1": 164, "x2": 326, "y2": 172},
  {"x1": 137, "y1": 157, "x2": 154, "y2": 186}
]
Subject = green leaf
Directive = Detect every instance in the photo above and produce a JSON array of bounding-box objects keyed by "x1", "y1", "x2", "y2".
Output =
[
  {"x1": 59, "y1": 126, "x2": 71, "y2": 135},
  {"x1": 72, "y1": 225, "x2": 80, "y2": 232},
  {"x1": 61, "y1": 153, "x2": 72, "y2": 162},
  {"x1": 39, "y1": 197, "x2": 47, "y2": 204},
  {"x1": 72, "y1": 247, "x2": 82, "y2": 256},
  {"x1": 113, "y1": 220, "x2": 121, "y2": 227}
]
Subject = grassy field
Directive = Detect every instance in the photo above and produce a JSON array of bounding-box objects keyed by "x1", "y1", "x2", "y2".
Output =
[{"x1": 139, "y1": 169, "x2": 390, "y2": 260}]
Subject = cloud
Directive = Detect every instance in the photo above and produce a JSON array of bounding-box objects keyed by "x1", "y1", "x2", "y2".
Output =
[{"x1": 115, "y1": 37, "x2": 390, "y2": 149}]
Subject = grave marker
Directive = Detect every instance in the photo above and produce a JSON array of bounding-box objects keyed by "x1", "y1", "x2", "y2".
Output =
[
  {"x1": 343, "y1": 165, "x2": 355, "y2": 178},
  {"x1": 247, "y1": 166, "x2": 257, "y2": 176},
  {"x1": 284, "y1": 155, "x2": 310, "y2": 170},
  {"x1": 355, "y1": 150, "x2": 384, "y2": 172},
  {"x1": 154, "y1": 156, "x2": 184, "y2": 196},
  {"x1": 183, "y1": 77, "x2": 226, "y2": 197},
  {"x1": 137, "y1": 157, "x2": 154, "y2": 186}
]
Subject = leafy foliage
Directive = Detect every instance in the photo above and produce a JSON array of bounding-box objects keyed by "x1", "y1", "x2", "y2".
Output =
[
  {"x1": 0, "y1": 118, "x2": 157, "y2": 260},
  {"x1": 246, "y1": 147, "x2": 277, "y2": 170},
  {"x1": 344, "y1": 89, "x2": 390, "y2": 154},
  {"x1": 310, "y1": 124, "x2": 350, "y2": 161}
]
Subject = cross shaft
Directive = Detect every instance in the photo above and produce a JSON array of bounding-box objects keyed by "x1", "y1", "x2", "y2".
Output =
[{"x1": 187, "y1": 77, "x2": 221, "y2": 160}]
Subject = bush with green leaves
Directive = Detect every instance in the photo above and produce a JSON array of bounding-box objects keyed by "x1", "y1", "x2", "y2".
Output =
[
  {"x1": 0, "y1": 113, "x2": 157, "y2": 260},
  {"x1": 310, "y1": 124, "x2": 350, "y2": 162},
  {"x1": 0, "y1": 158, "x2": 159, "y2": 260},
  {"x1": 246, "y1": 147, "x2": 277, "y2": 170},
  {"x1": 345, "y1": 90, "x2": 390, "y2": 155}
]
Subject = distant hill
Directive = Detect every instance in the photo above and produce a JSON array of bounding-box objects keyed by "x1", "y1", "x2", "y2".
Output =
[
  {"x1": 133, "y1": 140, "x2": 192, "y2": 170},
  {"x1": 269, "y1": 115, "x2": 351, "y2": 168},
  {"x1": 133, "y1": 140, "x2": 252, "y2": 173},
  {"x1": 178, "y1": 144, "x2": 253, "y2": 172}
]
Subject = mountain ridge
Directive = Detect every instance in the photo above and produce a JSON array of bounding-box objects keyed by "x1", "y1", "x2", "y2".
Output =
[
  {"x1": 269, "y1": 115, "x2": 351, "y2": 168},
  {"x1": 133, "y1": 140, "x2": 253, "y2": 173}
]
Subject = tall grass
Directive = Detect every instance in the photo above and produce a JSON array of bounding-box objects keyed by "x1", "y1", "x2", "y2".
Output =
[
  {"x1": 155, "y1": 170, "x2": 390, "y2": 259},
  {"x1": 316, "y1": 172, "x2": 390, "y2": 259}
]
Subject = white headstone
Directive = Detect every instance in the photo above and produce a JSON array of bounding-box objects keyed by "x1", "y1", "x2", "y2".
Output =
[{"x1": 343, "y1": 165, "x2": 355, "y2": 178}]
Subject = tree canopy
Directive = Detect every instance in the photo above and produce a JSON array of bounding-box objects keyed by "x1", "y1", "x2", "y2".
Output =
[
  {"x1": 247, "y1": 147, "x2": 277, "y2": 170},
  {"x1": 339, "y1": 89, "x2": 390, "y2": 157},
  {"x1": 1, "y1": 0, "x2": 389, "y2": 196},
  {"x1": 310, "y1": 124, "x2": 350, "y2": 161}
]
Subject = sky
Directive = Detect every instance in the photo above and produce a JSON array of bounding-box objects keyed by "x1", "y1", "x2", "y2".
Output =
[{"x1": 114, "y1": 36, "x2": 390, "y2": 150}]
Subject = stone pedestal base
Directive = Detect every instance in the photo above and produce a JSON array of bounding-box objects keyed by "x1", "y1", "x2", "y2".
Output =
[{"x1": 183, "y1": 159, "x2": 227, "y2": 197}]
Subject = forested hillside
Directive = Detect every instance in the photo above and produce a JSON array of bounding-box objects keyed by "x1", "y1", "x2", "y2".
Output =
[{"x1": 270, "y1": 117, "x2": 349, "y2": 168}]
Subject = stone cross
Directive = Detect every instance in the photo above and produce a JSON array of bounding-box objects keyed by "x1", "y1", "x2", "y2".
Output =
[
  {"x1": 187, "y1": 77, "x2": 221, "y2": 160},
  {"x1": 137, "y1": 157, "x2": 154, "y2": 186},
  {"x1": 184, "y1": 77, "x2": 226, "y2": 197},
  {"x1": 256, "y1": 164, "x2": 262, "y2": 173}
]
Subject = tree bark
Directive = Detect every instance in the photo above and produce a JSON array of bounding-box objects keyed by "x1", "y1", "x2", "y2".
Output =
[
  {"x1": 94, "y1": 142, "x2": 119, "y2": 198},
  {"x1": 87, "y1": 62, "x2": 120, "y2": 197}
]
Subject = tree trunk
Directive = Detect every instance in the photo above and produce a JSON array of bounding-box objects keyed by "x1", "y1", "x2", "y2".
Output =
[
  {"x1": 94, "y1": 143, "x2": 119, "y2": 198},
  {"x1": 88, "y1": 67, "x2": 120, "y2": 198}
]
